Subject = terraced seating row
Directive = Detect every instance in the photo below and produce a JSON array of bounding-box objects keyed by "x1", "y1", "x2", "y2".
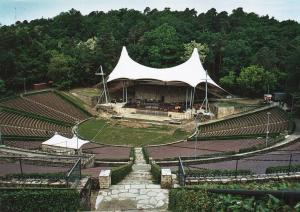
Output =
[
  {"x1": 0, "y1": 111, "x2": 72, "y2": 138},
  {"x1": 1, "y1": 93, "x2": 89, "y2": 124},
  {"x1": 25, "y1": 92, "x2": 89, "y2": 121},
  {"x1": 3, "y1": 140, "x2": 42, "y2": 150},
  {"x1": 198, "y1": 107, "x2": 289, "y2": 138}
]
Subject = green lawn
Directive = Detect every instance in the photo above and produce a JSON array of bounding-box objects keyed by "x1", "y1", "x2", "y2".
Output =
[{"x1": 78, "y1": 118, "x2": 190, "y2": 146}]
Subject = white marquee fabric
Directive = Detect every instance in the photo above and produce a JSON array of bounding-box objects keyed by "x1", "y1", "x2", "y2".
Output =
[
  {"x1": 42, "y1": 133, "x2": 89, "y2": 150},
  {"x1": 107, "y1": 46, "x2": 223, "y2": 88}
]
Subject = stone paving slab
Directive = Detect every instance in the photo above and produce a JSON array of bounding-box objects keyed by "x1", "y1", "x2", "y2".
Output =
[{"x1": 95, "y1": 147, "x2": 169, "y2": 211}]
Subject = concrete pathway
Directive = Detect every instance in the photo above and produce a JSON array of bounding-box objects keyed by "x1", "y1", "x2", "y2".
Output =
[{"x1": 95, "y1": 147, "x2": 169, "y2": 211}]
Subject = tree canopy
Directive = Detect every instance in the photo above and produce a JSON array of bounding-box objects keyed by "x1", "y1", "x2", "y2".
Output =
[{"x1": 0, "y1": 7, "x2": 299, "y2": 98}]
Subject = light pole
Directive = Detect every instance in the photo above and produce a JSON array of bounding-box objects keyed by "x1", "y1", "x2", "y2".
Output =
[
  {"x1": 265, "y1": 112, "x2": 271, "y2": 147},
  {"x1": 194, "y1": 113, "x2": 200, "y2": 159}
]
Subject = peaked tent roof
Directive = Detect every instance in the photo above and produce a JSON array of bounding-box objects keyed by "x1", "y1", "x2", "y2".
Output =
[
  {"x1": 42, "y1": 133, "x2": 89, "y2": 150},
  {"x1": 107, "y1": 46, "x2": 223, "y2": 88}
]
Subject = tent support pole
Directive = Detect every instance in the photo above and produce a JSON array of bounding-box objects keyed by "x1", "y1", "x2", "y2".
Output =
[
  {"x1": 185, "y1": 88, "x2": 188, "y2": 111},
  {"x1": 125, "y1": 81, "x2": 128, "y2": 103},
  {"x1": 192, "y1": 87, "x2": 196, "y2": 109},
  {"x1": 122, "y1": 81, "x2": 125, "y2": 103},
  {"x1": 190, "y1": 88, "x2": 193, "y2": 109}
]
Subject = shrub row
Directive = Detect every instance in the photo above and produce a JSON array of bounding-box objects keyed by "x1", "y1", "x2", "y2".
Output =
[
  {"x1": 2, "y1": 172, "x2": 66, "y2": 181},
  {"x1": 0, "y1": 188, "x2": 80, "y2": 212},
  {"x1": 266, "y1": 164, "x2": 300, "y2": 174},
  {"x1": 2, "y1": 135, "x2": 49, "y2": 141},
  {"x1": 111, "y1": 162, "x2": 133, "y2": 185},
  {"x1": 150, "y1": 163, "x2": 161, "y2": 184},
  {"x1": 185, "y1": 168, "x2": 252, "y2": 177},
  {"x1": 54, "y1": 91, "x2": 92, "y2": 117},
  {"x1": 142, "y1": 147, "x2": 150, "y2": 164},
  {"x1": 130, "y1": 147, "x2": 135, "y2": 162},
  {"x1": 169, "y1": 188, "x2": 297, "y2": 212}
]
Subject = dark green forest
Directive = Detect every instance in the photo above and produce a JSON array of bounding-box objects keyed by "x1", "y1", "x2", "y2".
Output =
[{"x1": 0, "y1": 7, "x2": 300, "y2": 98}]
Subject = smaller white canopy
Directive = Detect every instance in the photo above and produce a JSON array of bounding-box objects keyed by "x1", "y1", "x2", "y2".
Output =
[
  {"x1": 107, "y1": 46, "x2": 223, "y2": 88},
  {"x1": 42, "y1": 133, "x2": 89, "y2": 150}
]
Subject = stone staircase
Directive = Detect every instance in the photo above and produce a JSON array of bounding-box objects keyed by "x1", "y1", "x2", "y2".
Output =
[{"x1": 95, "y1": 147, "x2": 169, "y2": 211}]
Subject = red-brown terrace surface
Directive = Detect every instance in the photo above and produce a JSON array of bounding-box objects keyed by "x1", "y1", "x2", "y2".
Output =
[
  {"x1": 166, "y1": 140, "x2": 300, "y2": 174},
  {"x1": 146, "y1": 138, "x2": 264, "y2": 160},
  {"x1": 82, "y1": 143, "x2": 131, "y2": 160},
  {"x1": 0, "y1": 160, "x2": 71, "y2": 176}
]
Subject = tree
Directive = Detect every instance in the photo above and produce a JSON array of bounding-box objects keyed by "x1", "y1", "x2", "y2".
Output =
[
  {"x1": 237, "y1": 65, "x2": 277, "y2": 97},
  {"x1": 47, "y1": 51, "x2": 75, "y2": 89},
  {"x1": 140, "y1": 23, "x2": 181, "y2": 67},
  {"x1": 219, "y1": 71, "x2": 236, "y2": 91},
  {"x1": 181, "y1": 40, "x2": 209, "y2": 63}
]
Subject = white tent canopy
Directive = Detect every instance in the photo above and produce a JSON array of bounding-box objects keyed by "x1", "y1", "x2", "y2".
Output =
[
  {"x1": 107, "y1": 46, "x2": 222, "y2": 88},
  {"x1": 42, "y1": 133, "x2": 89, "y2": 150}
]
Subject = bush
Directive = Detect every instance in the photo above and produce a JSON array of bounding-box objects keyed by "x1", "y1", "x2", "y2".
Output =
[
  {"x1": 142, "y1": 147, "x2": 149, "y2": 164},
  {"x1": 2, "y1": 172, "x2": 66, "y2": 181},
  {"x1": 0, "y1": 188, "x2": 80, "y2": 212},
  {"x1": 169, "y1": 188, "x2": 296, "y2": 212},
  {"x1": 111, "y1": 162, "x2": 133, "y2": 185},
  {"x1": 130, "y1": 147, "x2": 135, "y2": 162},
  {"x1": 266, "y1": 164, "x2": 300, "y2": 174},
  {"x1": 185, "y1": 168, "x2": 252, "y2": 177},
  {"x1": 151, "y1": 163, "x2": 161, "y2": 184}
]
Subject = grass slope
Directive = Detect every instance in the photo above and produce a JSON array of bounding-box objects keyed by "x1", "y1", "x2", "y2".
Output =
[{"x1": 78, "y1": 118, "x2": 189, "y2": 146}]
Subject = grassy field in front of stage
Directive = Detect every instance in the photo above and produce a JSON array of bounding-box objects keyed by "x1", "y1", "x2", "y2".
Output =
[{"x1": 77, "y1": 118, "x2": 190, "y2": 146}]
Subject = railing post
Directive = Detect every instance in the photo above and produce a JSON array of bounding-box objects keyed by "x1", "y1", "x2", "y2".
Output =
[
  {"x1": 79, "y1": 158, "x2": 82, "y2": 179},
  {"x1": 235, "y1": 159, "x2": 239, "y2": 179},
  {"x1": 288, "y1": 154, "x2": 293, "y2": 175},
  {"x1": 178, "y1": 156, "x2": 186, "y2": 186},
  {"x1": 19, "y1": 158, "x2": 23, "y2": 175}
]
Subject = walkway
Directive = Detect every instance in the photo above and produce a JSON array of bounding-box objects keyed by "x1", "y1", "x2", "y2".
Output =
[{"x1": 95, "y1": 147, "x2": 169, "y2": 211}]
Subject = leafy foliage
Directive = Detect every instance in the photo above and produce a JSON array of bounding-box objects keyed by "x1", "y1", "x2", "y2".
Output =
[
  {"x1": 0, "y1": 189, "x2": 80, "y2": 212},
  {"x1": 0, "y1": 7, "x2": 300, "y2": 98},
  {"x1": 237, "y1": 65, "x2": 277, "y2": 96},
  {"x1": 169, "y1": 181, "x2": 300, "y2": 212},
  {"x1": 2, "y1": 172, "x2": 66, "y2": 180},
  {"x1": 111, "y1": 162, "x2": 133, "y2": 185},
  {"x1": 150, "y1": 163, "x2": 161, "y2": 184}
]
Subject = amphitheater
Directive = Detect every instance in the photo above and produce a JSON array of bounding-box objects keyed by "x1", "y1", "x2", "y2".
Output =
[{"x1": 0, "y1": 89, "x2": 299, "y2": 211}]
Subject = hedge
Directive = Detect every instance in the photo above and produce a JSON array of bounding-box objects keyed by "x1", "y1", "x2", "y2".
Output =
[
  {"x1": 2, "y1": 172, "x2": 66, "y2": 181},
  {"x1": 151, "y1": 163, "x2": 161, "y2": 184},
  {"x1": 169, "y1": 188, "x2": 296, "y2": 212},
  {"x1": 111, "y1": 162, "x2": 133, "y2": 185},
  {"x1": 2, "y1": 135, "x2": 49, "y2": 141},
  {"x1": 130, "y1": 147, "x2": 135, "y2": 162},
  {"x1": 54, "y1": 91, "x2": 92, "y2": 117},
  {"x1": 0, "y1": 105, "x2": 72, "y2": 127},
  {"x1": 266, "y1": 164, "x2": 300, "y2": 174},
  {"x1": 142, "y1": 147, "x2": 150, "y2": 164},
  {"x1": 185, "y1": 168, "x2": 252, "y2": 177},
  {"x1": 0, "y1": 188, "x2": 80, "y2": 212}
]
